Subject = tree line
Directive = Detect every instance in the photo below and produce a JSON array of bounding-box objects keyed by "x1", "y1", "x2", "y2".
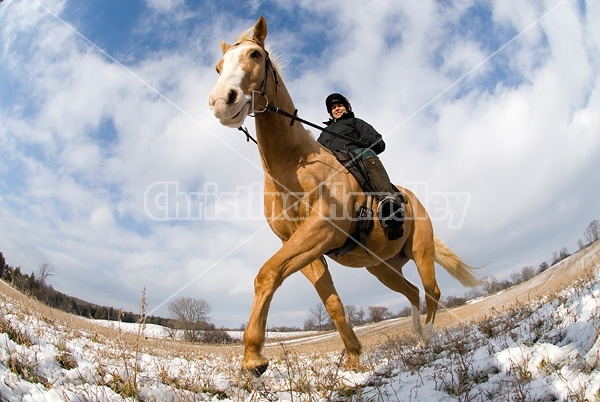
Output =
[
  {"x1": 0, "y1": 257, "x2": 173, "y2": 327},
  {"x1": 472, "y1": 218, "x2": 599, "y2": 296},
  {"x1": 0, "y1": 254, "x2": 232, "y2": 343}
]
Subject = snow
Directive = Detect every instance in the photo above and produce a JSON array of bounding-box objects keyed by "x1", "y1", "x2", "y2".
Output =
[
  {"x1": 90, "y1": 319, "x2": 317, "y2": 342},
  {"x1": 1, "y1": 253, "x2": 599, "y2": 401}
]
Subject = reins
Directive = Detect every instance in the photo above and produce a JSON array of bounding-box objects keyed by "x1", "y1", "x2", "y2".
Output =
[{"x1": 237, "y1": 53, "x2": 369, "y2": 148}]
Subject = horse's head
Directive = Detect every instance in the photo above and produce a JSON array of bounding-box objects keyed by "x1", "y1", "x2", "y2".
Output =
[{"x1": 208, "y1": 16, "x2": 269, "y2": 128}]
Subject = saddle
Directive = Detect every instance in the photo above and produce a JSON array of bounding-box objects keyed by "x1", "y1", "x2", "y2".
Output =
[{"x1": 326, "y1": 150, "x2": 405, "y2": 257}]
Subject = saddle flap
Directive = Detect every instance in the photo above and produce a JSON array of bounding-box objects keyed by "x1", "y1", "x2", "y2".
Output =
[{"x1": 334, "y1": 150, "x2": 374, "y2": 194}]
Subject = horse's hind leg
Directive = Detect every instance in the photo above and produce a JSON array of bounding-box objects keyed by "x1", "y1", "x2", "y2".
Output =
[
  {"x1": 412, "y1": 241, "x2": 440, "y2": 345},
  {"x1": 366, "y1": 253, "x2": 423, "y2": 341},
  {"x1": 301, "y1": 257, "x2": 362, "y2": 369}
]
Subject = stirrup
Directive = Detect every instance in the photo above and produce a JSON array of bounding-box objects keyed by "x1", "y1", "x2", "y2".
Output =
[{"x1": 377, "y1": 196, "x2": 405, "y2": 229}]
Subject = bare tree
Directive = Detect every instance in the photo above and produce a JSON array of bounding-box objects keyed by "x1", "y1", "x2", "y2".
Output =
[
  {"x1": 511, "y1": 265, "x2": 536, "y2": 285},
  {"x1": 442, "y1": 296, "x2": 468, "y2": 308},
  {"x1": 398, "y1": 306, "x2": 412, "y2": 317},
  {"x1": 520, "y1": 265, "x2": 536, "y2": 282},
  {"x1": 368, "y1": 306, "x2": 391, "y2": 323},
  {"x1": 304, "y1": 303, "x2": 332, "y2": 332},
  {"x1": 0, "y1": 252, "x2": 6, "y2": 279},
  {"x1": 583, "y1": 219, "x2": 600, "y2": 246},
  {"x1": 345, "y1": 304, "x2": 365, "y2": 326},
  {"x1": 551, "y1": 247, "x2": 570, "y2": 265},
  {"x1": 168, "y1": 297, "x2": 212, "y2": 342},
  {"x1": 356, "y1": 306, "x2": 366, "y2": 325},
  {"x1": 37, "y1": 263, "x2": 54, "y2": 287},
  {"x1": 510, "y1": 272, "x2": 522, "y2": 285},
  {"x1": 481, "y1": 275, "x2": 500, "y2": 294}
]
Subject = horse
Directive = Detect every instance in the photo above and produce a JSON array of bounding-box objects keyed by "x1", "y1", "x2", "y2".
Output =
[{"x1": 208, "y1": 16, "x2": 480, "y2": 375}]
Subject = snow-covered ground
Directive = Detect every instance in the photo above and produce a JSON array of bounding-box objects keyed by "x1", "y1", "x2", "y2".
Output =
[
  {"x1": 0, "y1": 247, "x2": 599, "y2": 401},
  {"x1": 90, "y1": 319, "x2": 316, "y2": 342}
]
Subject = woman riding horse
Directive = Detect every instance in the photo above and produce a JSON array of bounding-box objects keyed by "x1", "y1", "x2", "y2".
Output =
[{"x1": 208, "y1": 16, "x2": 480, "y2": 375}]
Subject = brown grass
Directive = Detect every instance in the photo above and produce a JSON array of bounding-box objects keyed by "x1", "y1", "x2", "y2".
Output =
[
  {"x1": 0, "y1": 240, "x2": 598, "y2": 367},
  {"x1": 0, "y1": 241, "x2": 598, "y2": 400}
]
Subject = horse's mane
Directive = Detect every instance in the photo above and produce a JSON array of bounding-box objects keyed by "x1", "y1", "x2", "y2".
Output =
[
  {"x1": 264, "y1": 44, "x2": 285, "y2": 79},
  {"x1": 235, "y1": 26, "x2": 255, "y2": 44}
]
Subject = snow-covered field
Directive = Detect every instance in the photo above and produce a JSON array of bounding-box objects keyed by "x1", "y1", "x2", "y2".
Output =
[
  {"x1": 1, "y1": 247, "x2": 599, "y2": 401},
  {"x1": 90, "y1": 319, "x2": 316, "y2": 342}
]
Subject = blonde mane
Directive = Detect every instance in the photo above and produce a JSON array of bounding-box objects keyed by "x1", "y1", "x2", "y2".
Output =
[{"x1": 264, "y1": 44, "x2": 285, "y2": 79}]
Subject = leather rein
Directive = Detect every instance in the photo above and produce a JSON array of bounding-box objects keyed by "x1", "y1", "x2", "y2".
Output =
[{"x1": 238, "y1": 52, "x2": 369, "y2": 148}]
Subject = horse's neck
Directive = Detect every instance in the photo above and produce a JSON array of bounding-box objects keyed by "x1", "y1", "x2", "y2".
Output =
[{"x1": 255, "y1": 85, "x2": 319, "y2": 178}]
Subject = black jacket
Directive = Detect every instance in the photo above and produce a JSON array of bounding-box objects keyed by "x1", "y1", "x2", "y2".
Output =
[{"x1": 317, "y1": 112, "x2": 385, "y2": 154}]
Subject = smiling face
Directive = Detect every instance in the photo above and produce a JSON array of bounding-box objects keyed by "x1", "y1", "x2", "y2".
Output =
[
  {"x1": 330, "y1": 103, "x2": 348, "y2": 120},
  {"x1": 208, "y1": 17, "x2": 268, "y2": 128}
]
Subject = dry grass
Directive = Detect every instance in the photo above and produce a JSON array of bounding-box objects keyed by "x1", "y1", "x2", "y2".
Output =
[{"x1": 0, "y1": 241, "x2": 598, "y2": 400}]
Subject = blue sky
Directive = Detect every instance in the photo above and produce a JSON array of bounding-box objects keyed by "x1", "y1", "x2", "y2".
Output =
[{"x1": 1, "y1": 0, "x2": 599, "y2": 329}]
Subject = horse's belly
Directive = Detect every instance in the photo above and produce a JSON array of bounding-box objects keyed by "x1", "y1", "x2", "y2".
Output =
[
  {"x1": 331, "y1": 242, "x2": 403, "y2": 267},
  {"x1": 332, "y1": 254, "x2": 379, "y2": 267},
  {"x1": 329, "y1": 222, "x2": 405, "y2": 267}
]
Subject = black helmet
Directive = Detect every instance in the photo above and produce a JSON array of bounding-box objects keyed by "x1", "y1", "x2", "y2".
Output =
[{"x1": 325, "y1": 93, "x2": 350, "y2": 114}]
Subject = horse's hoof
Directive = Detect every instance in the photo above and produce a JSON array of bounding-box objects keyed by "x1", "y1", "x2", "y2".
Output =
[
  {"x1": 247, "y1": 363, "x2": 269, "y2": 377},
  {"x1": 343, "y1": 353, "x2": 363, "y2": 371},
  {"x1": 243, "y1": 354, "x2": 270, "y2": 377}
]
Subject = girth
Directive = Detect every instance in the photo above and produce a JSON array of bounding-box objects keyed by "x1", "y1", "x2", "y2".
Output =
[{"x1": 326, "y1": 195, "x2": 374, "y2": 258}]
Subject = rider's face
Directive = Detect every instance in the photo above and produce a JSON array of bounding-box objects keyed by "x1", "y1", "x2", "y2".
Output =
[{"x1": 331, "y1": 103, "x2": 347, "y2": 119}]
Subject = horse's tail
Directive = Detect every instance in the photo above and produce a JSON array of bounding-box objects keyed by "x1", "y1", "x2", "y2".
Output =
[{"x1": 434, "y1": 236, "x2": 482, "y2": 287}]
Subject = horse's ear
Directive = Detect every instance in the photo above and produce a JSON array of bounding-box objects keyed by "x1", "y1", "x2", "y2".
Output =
[
  {"x1": 221, "y1": 40, "x2": 232, "y2": 54},
  {"x1": 253, "y1": 16, "x2": 268, "y2": 46}
]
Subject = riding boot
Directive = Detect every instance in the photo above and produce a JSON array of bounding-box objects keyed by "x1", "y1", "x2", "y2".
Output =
[{"x1": 363, "y1": 155, "x2": 405, "y2": 240}]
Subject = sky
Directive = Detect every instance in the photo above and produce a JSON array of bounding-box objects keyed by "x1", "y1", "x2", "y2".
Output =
[{"x1": 0, "y1": 0, "x2": 598, "y2": 329}]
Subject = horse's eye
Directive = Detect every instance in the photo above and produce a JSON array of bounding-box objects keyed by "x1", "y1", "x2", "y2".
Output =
[
  {"x1": 250, "y1": 50, "x2": 262, "y2": 59},
  {"x1": 215, "y1": 60, "x2": 223, "y2": 74}
]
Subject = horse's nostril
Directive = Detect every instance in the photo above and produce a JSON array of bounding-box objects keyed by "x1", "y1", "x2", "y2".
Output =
[{"x1": 227, "y1": 89, "x2": 237, "y2": 105}]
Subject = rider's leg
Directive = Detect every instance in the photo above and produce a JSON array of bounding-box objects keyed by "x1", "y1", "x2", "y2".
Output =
[{"x1": 362, "y1": 153, "x2": 405, "y2": 240}]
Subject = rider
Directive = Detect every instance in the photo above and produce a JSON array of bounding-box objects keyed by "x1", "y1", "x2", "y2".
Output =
[{"x1": 317, "y1": 93, "x2": 405, "y2": 240}]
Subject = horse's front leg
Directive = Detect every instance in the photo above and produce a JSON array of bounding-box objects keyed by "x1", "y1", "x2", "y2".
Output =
[
  {"x1": 243, "y1": 222, "x2": 336, "y2": 375},
  {"x1": 301, "y1": 257, "x2": 362, "y2": 370}
]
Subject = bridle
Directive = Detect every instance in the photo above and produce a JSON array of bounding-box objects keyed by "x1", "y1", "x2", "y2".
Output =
[{"x1": 249, "y1": 50, "x2": 278, "y2": 116}]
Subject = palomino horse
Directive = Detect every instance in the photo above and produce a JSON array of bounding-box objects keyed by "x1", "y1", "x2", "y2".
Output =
[{"x1": 208, "y1": 16, "x2": 480, "y2": 374}]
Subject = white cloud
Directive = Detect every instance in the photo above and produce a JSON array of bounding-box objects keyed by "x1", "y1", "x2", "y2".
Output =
[{"x1": 145, "y1": 0, "x2": 183, "y2": 13}]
